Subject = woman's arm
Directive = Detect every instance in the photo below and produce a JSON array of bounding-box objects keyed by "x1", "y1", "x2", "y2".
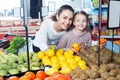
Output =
[{"x1": 33, "y1": 20, "x2": 49, "y2": 51}]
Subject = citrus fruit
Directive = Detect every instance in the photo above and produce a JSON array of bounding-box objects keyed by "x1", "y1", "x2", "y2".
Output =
[
  {"x1": 33, "y1": 78, "x2": 42, "y2": 80},
  {"x1": 56, "y1": 48, "x2": 64, "y2": 56},
  {"x1": 37, "y1": 51, "x2": 45, "y2": 59},
  {"x1": 24, "y1": 71, "x2": 36, "y2": 80},
  {"x1": 36, "y1": 70, "x2": 46, "y2": 80},
  {"x1": 100, "y1": 38, "x2": 106, "y2": 44},
  {"x1": 8, "y1": 76, "x2": 19, "y2": 80},
  {"x1": 44, "y1": 77, "x2": 57, "y2": 80},
  {"x1": 45, "y1": 67, "x2": 59, "y2": 76},
  {"x1": 78, "y1": 60, "x2": 86, "y2": 67},
  {"x1": 50, "y1": 56, "x2": 59, "y2": 63},
  {"x1": 72, "y1": 43, "x2": 80, "y2": 52},
  {"x1": 55, "y1": 74, "x2": 67, "y2": 80},
  {"x1": 45, "y1": 49, "x2": 55, "y2": 57},
  {"x1": 19, "y1": 76, "x2": 30, "y2": 80},
  {"x1": 74, "y1": 55, "x2": 81, "y2": 62}
]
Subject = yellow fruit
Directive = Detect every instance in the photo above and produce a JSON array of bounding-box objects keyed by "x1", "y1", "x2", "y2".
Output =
[
  {"x1": 74, "y1": 55, "x2": 81, "y2": 62},
  {"x1": 56, "y1": 48, "x2": 64, "y2": 56},
  {"x1": 60, "y1": 61, "x2": 69, "y2": 68},
  {"x1": 42, "y1": 56, "x2": 52, "y2": 66},
  {"x1": 37, "y1": 51, "x2": 45, "y2": 59},
  {"x1": 80, "y1": 65, "x2": 87, "y2": 70},
  {"x1": 45, "y1": 67, "x2": 58, "y2": 76},
  {"x1": 67, "y1": 49, "x2": 74, "y2": 55},
  {"x1": 64, "y1": 51, "x2": 73, "y2": 58},
  {"x1": 78, "y1": 60, "x2": 86, "y2": 67},
  {"x1": 50, "y1": 56, "x2": 59, "y2": 63},
  {"x1": 45, "y1": 49, "x2": 55, "y2": 57},
  {"x1": 72, "y1": 43, "x2": 79, "y2": 48},
  {"x1": 57, "y1": 55, "x2": 66, "y2": 61},
  {"x1": 60, "y1": 66, "x2": 72, "y2": 74},
  {"x1": 72, "y1": 43, "x2": 80, "y2": 52},
  {"x1": 51, "y1": 62, "x2": 61, "y2": 69}
]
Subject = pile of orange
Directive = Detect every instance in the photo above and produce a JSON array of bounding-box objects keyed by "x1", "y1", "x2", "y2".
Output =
[{"x1": 7, "y1": 70, "x2": 72, "y2": 80}]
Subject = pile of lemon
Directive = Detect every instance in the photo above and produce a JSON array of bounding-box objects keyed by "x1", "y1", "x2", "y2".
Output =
[{"x1": 37, "y1": 48, "x2": 87, "y2": 75}]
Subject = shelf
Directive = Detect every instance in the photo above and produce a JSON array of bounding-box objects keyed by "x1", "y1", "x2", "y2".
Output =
[
  {"x1": 94, "y1": 5, "x2": 108, "y2": 9},
  {"x1": 100, "y1": 36, "x2": 120, "y2": 38}
]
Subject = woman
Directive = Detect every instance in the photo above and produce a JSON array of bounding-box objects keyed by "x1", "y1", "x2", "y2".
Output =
[{"x1": 32, "y1": 5, "x2": 74, "y2": 53}]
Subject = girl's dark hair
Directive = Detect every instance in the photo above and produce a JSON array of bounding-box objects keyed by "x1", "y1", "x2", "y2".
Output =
[
  {"x1": 51, "y1": 4, "x2": 74, "y2": 21},
  {"x1": 73, "y1": 11, "x2": 90, "y2": 31}
]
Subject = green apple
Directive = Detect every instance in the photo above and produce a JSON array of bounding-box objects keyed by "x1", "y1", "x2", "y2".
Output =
[
  {"x1": 8, "y1": 69, "x2": 19, "y2": 75},
  {"x1": 0, "y1": 70, "x2": 7, "y2": 76}
]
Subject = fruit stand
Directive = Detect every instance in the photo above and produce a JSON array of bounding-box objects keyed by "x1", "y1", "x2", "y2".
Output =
[{"x1": 0, "y1": 0, "x2": 120, "y2": 80}]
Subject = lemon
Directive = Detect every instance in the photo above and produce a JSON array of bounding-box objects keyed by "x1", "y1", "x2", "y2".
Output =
[
  {"x1": 60, "y1": 61, "x2": 69, "y2": 68},
  {"x1": 80, "y1": 65, "x2": 87, "y2": 70},
  {"x1": 42, "y1": 56, "x2": 52, "y2": 66},
  {"x1": 50, "y1": 56, "x2": 59, "y2": 63},
  {"x1": 45, "y1": 49, "x2": 55, "y2": 57},
  {"x1": 74, "y1": 55, "x2": 81, "y2": 62},
  {"x1": 64, "y1": 51, "x2": 73, "y2": 58},
  {"x1": 37, "y1": 51, "x2": 45, "y2": 59},
  {"x1": 56, "y1": 48, "x2": 64, "y2": 56},
  {"x1": 57, "y1": 55, "x2": 66, "y2": 61},
  {"x1": 67, "y1": 49, "x2": 74, "y2": 55},
  {"x1": 78, "y1": 60, "x2": 86, "y2": 67},
  {"x1": 45, "y1": 67, "x2": 59, "y2": 75},
  {"x1": 60, "y1": 66, "x2": 72, "y2": 74},
  {"x1": 72, "y1": 43, "x2": 79, "y2": 48},
  {"x1": 51, "y1": 62, "x2": 61, "y2": 69}
]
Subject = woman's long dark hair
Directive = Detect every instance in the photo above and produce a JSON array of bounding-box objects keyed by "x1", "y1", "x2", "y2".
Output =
[{"x1": 51, "y1": 4, "x2": 74, "y2": 21}]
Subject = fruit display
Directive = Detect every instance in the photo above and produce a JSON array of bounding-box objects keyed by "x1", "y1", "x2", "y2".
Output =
[
  {"x1": 0, "y1": 52, "x2": 42, "y2": 77},
  {"x1": 7, "y1": 70, "x2": 72, "y2": 80},
  {"x1": 0, "y1": 41, "x2": 120, "y2": 80},
  {"x1": 36, "y1": 47, "x2": 87, "y2": 75},
  {"x1": 69, "y1": 44, "x2": 120, "y2": 79}
]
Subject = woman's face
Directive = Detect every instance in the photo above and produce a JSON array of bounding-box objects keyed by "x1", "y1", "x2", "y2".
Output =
[
  {"x1": 73, "y1": 14, "x2": 87, "y2": 31},
  {"x1": 56, "y1": 10, "x2": 74, "y2": 30}
]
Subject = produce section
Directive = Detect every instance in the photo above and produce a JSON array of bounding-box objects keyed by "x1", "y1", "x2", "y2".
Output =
[
  {"x1": 0, "y1": 38, "x2": 120, "y2": 79},
  {"x1": 0, "y1": 0, "x2": 120, "y2": 80}
]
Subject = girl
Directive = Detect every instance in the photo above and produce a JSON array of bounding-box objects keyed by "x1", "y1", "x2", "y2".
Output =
[
  {"x1": 57, "y1": 11, "x2": 92, "y2": 50},
  {"x1": 32, "y1": 5, "x2": 74, "y2": 52}
]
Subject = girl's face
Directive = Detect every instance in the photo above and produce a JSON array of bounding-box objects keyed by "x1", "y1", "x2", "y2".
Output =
[
  {"x1": 73, "y1": 14, "x2": 87, "y2": 31},
  {"x1": 56, "y1": 10, "x2": 73, "y2": 30}
]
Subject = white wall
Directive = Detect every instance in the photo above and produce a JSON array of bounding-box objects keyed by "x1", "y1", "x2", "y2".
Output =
[{"x1": 42, "y1": 0, "x2": 83, "y2": 16}]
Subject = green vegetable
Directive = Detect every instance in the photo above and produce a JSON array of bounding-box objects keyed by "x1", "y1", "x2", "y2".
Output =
[{"x1": 6, "y1": 35, "x2": 25, "y2": 54}]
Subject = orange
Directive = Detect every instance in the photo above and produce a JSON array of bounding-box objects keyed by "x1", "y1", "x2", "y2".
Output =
[
  {"x1": 33, "y1": 78, "x2": 42, "y2": 80},
  {"x1": 100, "y1": 38, "x2": 106, "y2": 44},
  {"x1": 50, "y1": 72, "x2": 60, "y2": 77},
  {"x1": 19, "y1": 76, "x2": 30, "y2": 80},
  {"x1": 55, "y1": 74, "x2": 67, "y2": 80},
  {"x1": 36, "y1": 70, "x2": 46, "y2": 80},
  {"x1": 44, "y1": 77, "x2": 57, "y2": 80},
  {"x1": 64, "y1": 74, "x2": 72, "y2": 80},
  {"x1": 24, "y1": 71, "x2": 36, "y2": 80},
  {"x1": 8, "y1": 76, "x2": 19, "y2": 80},
  {"x1": 72, "y1": 43, "x2": 80, "y2": 52}
]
